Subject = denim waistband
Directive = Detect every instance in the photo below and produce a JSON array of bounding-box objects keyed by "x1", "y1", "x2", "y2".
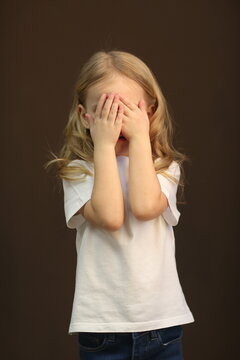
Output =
[{"x1": 106, "y1": 330, "x2": 159, "y2": 341}]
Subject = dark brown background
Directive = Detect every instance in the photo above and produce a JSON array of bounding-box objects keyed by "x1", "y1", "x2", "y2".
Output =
[{"x1": 1, "y1": 1, "x2": 239, "y2": 359}]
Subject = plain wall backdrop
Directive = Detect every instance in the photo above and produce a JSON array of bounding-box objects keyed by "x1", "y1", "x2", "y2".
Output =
[{"x1": 1, "y1": 0, "x2": 239, "y2": 359}]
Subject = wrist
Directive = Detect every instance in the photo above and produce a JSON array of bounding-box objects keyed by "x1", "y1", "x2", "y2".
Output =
[
  {"x1": 129, "y1": 133, "x2": 152, "y2": 158},
  {"x1": 94, "y1": 141, "x2": 116, "y2": 150},
  {"x1": 129, "y1": 132, "x2": 150, "y2": 144},
  {"x1": 93, "y1": 143, "x2": 116, "y2": 157}
]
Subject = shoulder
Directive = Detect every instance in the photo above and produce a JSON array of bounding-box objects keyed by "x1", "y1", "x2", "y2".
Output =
[
  {"x1": 154, "y1": 158, "x2": 181, "y2": 183},
  {"x1": 168, "y1": 160, "x2": 180, "y2": 175},
  {"x1": 62, "y1": 159, "x2": 94, "y2": 185},
  {"x1": 154, "y1": 158, "x2": 180, "y2": 173},
  {"x1": 67, "y1": 159, "x2": 86, "y2": 167},
  {"x1": 67, "y1": 159, "x2": 94, "y2": 171}
]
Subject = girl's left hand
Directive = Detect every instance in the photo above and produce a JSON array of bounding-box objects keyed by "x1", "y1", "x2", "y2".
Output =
[{"x1": 118, "y1": 95, "x2": 150, "y2": 141}]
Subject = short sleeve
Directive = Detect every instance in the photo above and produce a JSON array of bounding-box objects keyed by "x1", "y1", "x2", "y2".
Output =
[
  {"x1": 62, "y1": 161, "x2": 94, "y2": 229},
  {"x1": 156, "y1": 160, "x2": 181, "y2": 226}
]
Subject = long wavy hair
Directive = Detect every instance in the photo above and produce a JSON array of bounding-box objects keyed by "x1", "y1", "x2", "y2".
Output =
[{"x1": 44, "y1": 50, "x2": 191, "y2": 204}]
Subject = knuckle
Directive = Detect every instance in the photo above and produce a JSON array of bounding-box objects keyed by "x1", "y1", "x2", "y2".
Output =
[{"x1": 110, "y1": 106, "x2": 116, "y2": 113}]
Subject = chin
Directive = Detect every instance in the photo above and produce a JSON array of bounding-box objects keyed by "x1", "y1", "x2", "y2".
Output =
[
  {"x1": 115, "y1": 148, "x2": 128, "y2": 157},
  {"x1": 115, "y1": 143, "x2": 129, "y2": 156}
]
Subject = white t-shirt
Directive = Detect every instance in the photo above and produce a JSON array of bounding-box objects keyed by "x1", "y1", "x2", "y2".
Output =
[{"x1": 62, "y1": 156, "x2": 194, "y2": 335}]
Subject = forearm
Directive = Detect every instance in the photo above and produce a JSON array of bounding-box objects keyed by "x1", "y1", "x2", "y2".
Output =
[
  {"x1": 128, "y1": 134, "x2": 162, "y2": 218},
  {"x1": 91, "y1": 144, "x2": 124, "y2": 228}
]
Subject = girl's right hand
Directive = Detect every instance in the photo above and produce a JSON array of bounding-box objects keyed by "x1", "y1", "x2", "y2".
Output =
[{"x1": 85, "y1": 93, "x2": 124, "y2": 147}]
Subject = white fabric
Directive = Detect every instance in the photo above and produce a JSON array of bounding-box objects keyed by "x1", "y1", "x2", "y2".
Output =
[{"x1": 62, "y1": 156, "x2": 194, "y2": 334}]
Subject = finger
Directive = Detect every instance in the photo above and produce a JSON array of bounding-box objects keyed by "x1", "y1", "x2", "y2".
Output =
[
  {"x1": 101, "y1": 93, "x2": 115, "y2": 118},
  {"x1": 118, "y1": 95, "x2": 135, "y2": 110},
  {"x1": 95, "y1": 93, "x2": 107, "y2": 117},
  {"x1": 118, "y1": 99, "x2": 131, "y2": 116},
  {"x1": 108, "y1": 95, "x2": 120, "y2": 121},
  {"x1": 115, "y1": 103, "x2": 124, "y2": 123},
  {"x1": 121, "y1": 113, "x2": 128, "y2": 122}
]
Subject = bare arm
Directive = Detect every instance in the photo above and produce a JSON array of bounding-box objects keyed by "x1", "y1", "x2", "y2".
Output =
[
  {"x1": 79, "y1": 145, "x2": 124, "y2": 231},
  {"x1": 128, "y1": 134, "x2": 168, "y2": 221},
  {"x1": 75, "y1": 93, "x2": 124, "y2": 231}
]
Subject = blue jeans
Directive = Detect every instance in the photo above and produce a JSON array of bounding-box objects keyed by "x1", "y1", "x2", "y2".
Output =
[{"x1": 78, "y1": 324, "x2": 184, "y2": 359}]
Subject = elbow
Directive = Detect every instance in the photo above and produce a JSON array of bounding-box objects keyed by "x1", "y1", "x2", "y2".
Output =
[
  {"x1": 91, "y1": 200, "x2": 124, "y2": 231},
  {"x1": 103, "y1": 218, "x2": 123, "y2": 231},
  {"x1": 133, "y1": 211, "x2": 154, "y2": 221},
  {"x1": 101, "y1": 211, "x2": 124, "y2": 231},
  {"x1": 131, "y1": 206, "x2": 149, "y2": 221},
  {"x1": 132, "y1": 203, "x2": 163, "y2": 222},
  {"x1": 131, "y1": 192, "x2": 168, "y2": 221}
]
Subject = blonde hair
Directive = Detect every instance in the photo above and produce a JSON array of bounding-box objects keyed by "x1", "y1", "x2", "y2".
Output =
[{"x1": 44, "y1": 49, "x2": 191, "y2": 204}]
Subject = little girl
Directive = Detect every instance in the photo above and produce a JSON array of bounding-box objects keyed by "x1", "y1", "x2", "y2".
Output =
[{"x1": 45, "y1": 50, "x2": 194, "y2": 359}]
